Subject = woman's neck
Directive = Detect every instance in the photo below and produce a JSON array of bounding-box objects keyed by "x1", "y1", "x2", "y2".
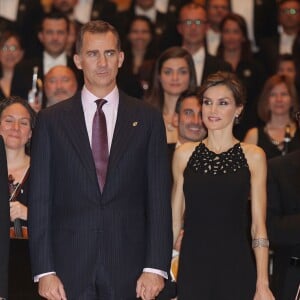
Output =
[
  {"x1": 163, "y1": 94, "x2": 179, "y2": 116},
  {"x1": 223, "y1": 49, "x2": 241, "y2": 71},
  {"x1": 204, "y1": 130, "x2": 238, "y2": 153},
  {"x1": 6, "y1": 149, "x2": 29, "y2": 173},
  {"x1": 268, "y1": 114, "x2": 292, "y2": 128}
]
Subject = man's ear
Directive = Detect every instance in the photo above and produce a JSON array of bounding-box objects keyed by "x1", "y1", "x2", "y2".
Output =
[
  {"x1": 38, "y1": 31, "x2": 43, "y2": 44},
  {"x1": 172, "y1": 113, "x2": 179, "y2": 128},
  {"x1": 73, "y1": 54, "x2": 82, "y2": 70}
]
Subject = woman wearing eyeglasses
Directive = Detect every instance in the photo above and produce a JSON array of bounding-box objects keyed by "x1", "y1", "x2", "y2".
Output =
[{"x1": 0, "y1": 31, "x2": 24, "y2": 99}]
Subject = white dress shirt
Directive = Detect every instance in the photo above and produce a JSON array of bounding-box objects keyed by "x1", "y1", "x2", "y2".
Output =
[
  {"x1": 81, "y1": 85, "x2": 119, "y2": 152},
  {"x1": 155, "y1": 0, "x2": 169, "y2": 13},
  {"x1": 192, "y1": 47, "x2": 205, "y2": 86},
  {"x1": 135, "y1": 5, "x2": 157, "y2": 23},
  {"x1": 279, "y1": 28, "x2": 296, "y2": 54},
  {"x1": 43, "y1": 52, "x2": 68, "y2": 75},
  {"x1": 0, "y1": 0, "x2": 19, "y2": 21},
  {"x1": 74, "y1": 0, "x2": 93, "y2": 24},
  {"x1": 206, "y1": 28, "x2": 221, "y2": 56},
  {"x1": 231, "y1": 0, "x2": 257, "y2": 51}
]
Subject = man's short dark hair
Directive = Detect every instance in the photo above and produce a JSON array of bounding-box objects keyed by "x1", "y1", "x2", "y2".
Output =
[
  {"x1": 39, "y1": 11, "x2": 70, "y2": 32},
  {"x1": 175, "y1": 91, "x2": 200, "y2": 114},
  {"x1": 76, "y1": 20, "x2": 121, "y2": 54}
]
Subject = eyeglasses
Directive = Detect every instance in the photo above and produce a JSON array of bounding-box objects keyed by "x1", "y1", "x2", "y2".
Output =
[
  {"x1": 180, "y1": 19, "x2": 207, "y2": 26},
  {"x1": 280, "y1": 8, "x2": 300, "y2": 15},
  {"x1": 1, "y1": 45, "x2": 19, "y2": 52}
]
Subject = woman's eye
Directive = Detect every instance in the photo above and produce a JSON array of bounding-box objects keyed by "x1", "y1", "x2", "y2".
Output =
[{"x1": 203, "y1": 99, "x2": 211, "y2": 105}]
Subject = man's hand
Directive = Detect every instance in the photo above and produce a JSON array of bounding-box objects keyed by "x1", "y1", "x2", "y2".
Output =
[
  {"x1": 38, "y1": 274, "x2": 67, "y2": 300},
  {"x1": 136, "y1": 272, "x2": 164, "y2": 300}
]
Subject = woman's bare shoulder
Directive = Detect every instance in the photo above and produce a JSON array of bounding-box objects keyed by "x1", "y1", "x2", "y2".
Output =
[{"x1": 240, "y1": 142, "x2": 266, "y2": 166}]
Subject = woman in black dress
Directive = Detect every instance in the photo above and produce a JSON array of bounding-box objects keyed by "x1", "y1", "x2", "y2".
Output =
[
  {"x1": 0, "y1": 96, "x2": 39, "y2": 299},
  {"x1": 244, "y1": 74, "x2": 300, "y2": 159},
  {"x1": 172, "y1": 72, "x2": 274, "y2": 299}
]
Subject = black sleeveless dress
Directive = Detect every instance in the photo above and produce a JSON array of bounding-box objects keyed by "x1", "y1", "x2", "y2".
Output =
[{"x1": 177, "y1": 143, "x2": 256, "y2": 300}]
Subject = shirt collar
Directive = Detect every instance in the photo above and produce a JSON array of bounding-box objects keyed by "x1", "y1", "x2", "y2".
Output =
[
  {"x1": 81, "y1": 85, "x2": 119, "y2": 107},
  {"x1": 135, "y1": 6, "x2": 156, "y2": 23}
]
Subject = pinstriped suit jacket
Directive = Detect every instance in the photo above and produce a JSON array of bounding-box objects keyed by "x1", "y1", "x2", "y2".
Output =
[
  {"x1": 0, "y1": 136, "x2": 9, "y2": 298},
  {"x1": 28, "y1": 90, "x2": 172, "y2": 299}
]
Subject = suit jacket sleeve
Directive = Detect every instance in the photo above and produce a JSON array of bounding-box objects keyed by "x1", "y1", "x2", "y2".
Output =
[
  {"x1": 267, "y1": 159, "x2": 300, "y2": 247},
  {"x1": 28, "y1": 111, "x2": 54, "y2": 276},
  {"x1": 0, "y1": 136, "x2": 9, "y2": 298},
  {"x1": 144, "y1": 108, "x2": 173, "y2": 271}
]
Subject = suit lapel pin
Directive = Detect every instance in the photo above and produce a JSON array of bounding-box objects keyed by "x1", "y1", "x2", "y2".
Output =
[{"x1": 132, "y1": 121, "x2": 138, "y2": 127}]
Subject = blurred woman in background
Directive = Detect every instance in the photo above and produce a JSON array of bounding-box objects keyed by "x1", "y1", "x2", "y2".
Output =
[
  {"x1": 0, "y1": 31, "x2": 24, "y2": 99},
  {"x1": 145, "y1": 46, "x2": 197, "y2": 144},
  {"x1": 217, "y1": 13, "x2": 266, "y2": 140},
  {"x1": 118, "y1": 16, "x2": 158, "y2": 98},
  {"x1": 244, "y1": 74, "x2": 300, "y2": 159}
]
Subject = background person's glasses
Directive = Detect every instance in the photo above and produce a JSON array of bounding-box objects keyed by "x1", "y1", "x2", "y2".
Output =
[
  {"x1": 180, "y1": 19, "x2": 207, "y2": 26},
  {"x1": 280, "y1": 8, "x2": 300, "y2": 15},
  {"x1": 1, "y1": 45, "x2": 19, "y2": 52}
]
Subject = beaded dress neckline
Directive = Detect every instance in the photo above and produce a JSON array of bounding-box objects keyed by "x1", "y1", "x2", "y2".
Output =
[{"x1": 187, "y1": 142, "x2": 249, "y2": 175}]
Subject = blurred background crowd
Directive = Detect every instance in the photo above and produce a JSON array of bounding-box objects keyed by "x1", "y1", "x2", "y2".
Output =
[{"x1": 1, "y1": 0, "x2": 300, "y2": 299}]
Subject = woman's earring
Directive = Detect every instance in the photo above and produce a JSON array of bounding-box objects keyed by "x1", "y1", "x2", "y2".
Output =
[{"x1": 234, "y1": 115, "x2": 240, "y2": 125}]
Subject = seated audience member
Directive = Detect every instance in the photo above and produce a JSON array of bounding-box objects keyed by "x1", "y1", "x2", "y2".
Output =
[
  {"x1": 73, "y1": 0, "x2": 117, "y2": 24},
  {"x1": 0, "y1": 31, "x2": 24, "y2": 99},
  {"x1": 172, "y1": 91, "x2": 207, "y2": 147},
  {"x1": 0, "y1": 0, "x2": 44, "y2": 59},
  {"x1": 0, "y1": 135, "x2": 9, "y2": 300},
  {"x1": 277, "y1": 53, "x2": 300, "y2": 95},
  {"x1": 145, "y1": 46, "x2": 197, "y2": 144},
  {"x1": 0, "y1": 96, "x2": 39, "y2": 299},
  {"x1": 115, "y1": 0, "x2": 178, "y2": 52},
  {"x1": 259, "y1": 0, "x2": 300, "y2": 75},
  {"x1": 44, "y1": 65, "x2": 78, "y2": 107},
  {"x1": 230, "y1": 0, "x2": 278, "y2": 52},
  {"x1": 177, "y1": 3, "x2": 232, "y2": 86},
  {"x1": 267, "y1": 110, "x2": 300, "y2": 300},
  {"x1": 217, "y1": 13, "x2": 266, "y2": 139},
  {"x1": 244, "y1": 74, "x2": 300, "y2": 159},
  {"x1": 117, "y1": 16, "x2": 157, "y2": 98},
  {"x1": 206, "y1": 0, "x2": 230, "y2": 56},
  {"x1": 11, "y1": 12, "x2": 81, "y2": 101}
]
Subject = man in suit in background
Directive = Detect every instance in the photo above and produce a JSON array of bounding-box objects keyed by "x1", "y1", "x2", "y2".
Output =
[
  {"x1": 28, "y1": 20, "x2": 172, "y2": 300},
  {"x1": 44, "y1": 65, "x2": 78, "y2": 107},
  {"x1": 0, "y1": 135, "x2": 9, "y2": 299},
  {"x1": 267, "y1": 110, "x2": 300, "y2": 300},
  {"x1": 177, "y1": 3, "x2": 232, "y2": 86},
  {"x1": 11, "y1": 12, "x2": 81, "y2": 101}
]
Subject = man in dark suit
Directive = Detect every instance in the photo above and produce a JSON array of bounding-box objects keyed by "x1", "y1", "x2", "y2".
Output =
[
  {"x1": 11, "y1": 12, "x2": 81, "y2": 103},
  {"x1": 259, "y1": 0, "x2": 300, "y2": 75},
  {"x1": 230, "y1": 0, "x2": 278, "y2": 51},
  {"x1": 267, "y1": 111, "x2": 300, "y2": 300},
  {"x1": 0, "y1": 135, "x2": 9, "y2": 299},
  {"x1": 28, "y1": 20, "x2": 172, "y2": 300},
  {"x1": 177, "y1": 3, "x2": 232, "y2": 86}
]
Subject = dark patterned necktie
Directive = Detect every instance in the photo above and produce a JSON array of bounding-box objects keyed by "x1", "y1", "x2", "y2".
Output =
[{"x1": 92, "y1": 99, "x2": 108, "y2": 192}]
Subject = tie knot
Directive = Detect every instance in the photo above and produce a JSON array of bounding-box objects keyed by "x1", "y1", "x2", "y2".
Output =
[{"x1": 95, "y1": 99, "x2": 107, "y2": 109}]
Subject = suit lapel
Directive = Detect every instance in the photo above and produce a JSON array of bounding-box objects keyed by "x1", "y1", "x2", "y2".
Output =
[
  {"x1": 62, "y1": 93, "x2": 99, "y2": 187},
  {"x1": 103, "y1": 93, "x2": 137, "y2": 198},
  {"x1": 108, "y1": 92, "x2": 136, "y2": 172}
]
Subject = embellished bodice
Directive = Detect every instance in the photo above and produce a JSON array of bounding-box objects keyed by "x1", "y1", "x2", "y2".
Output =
[
  {"x1": 183, "y1": 142, "x2": 251, "y2": 236},
  {"x1": 187, "y1": 142, "x2": 248, "y2": 175}
]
